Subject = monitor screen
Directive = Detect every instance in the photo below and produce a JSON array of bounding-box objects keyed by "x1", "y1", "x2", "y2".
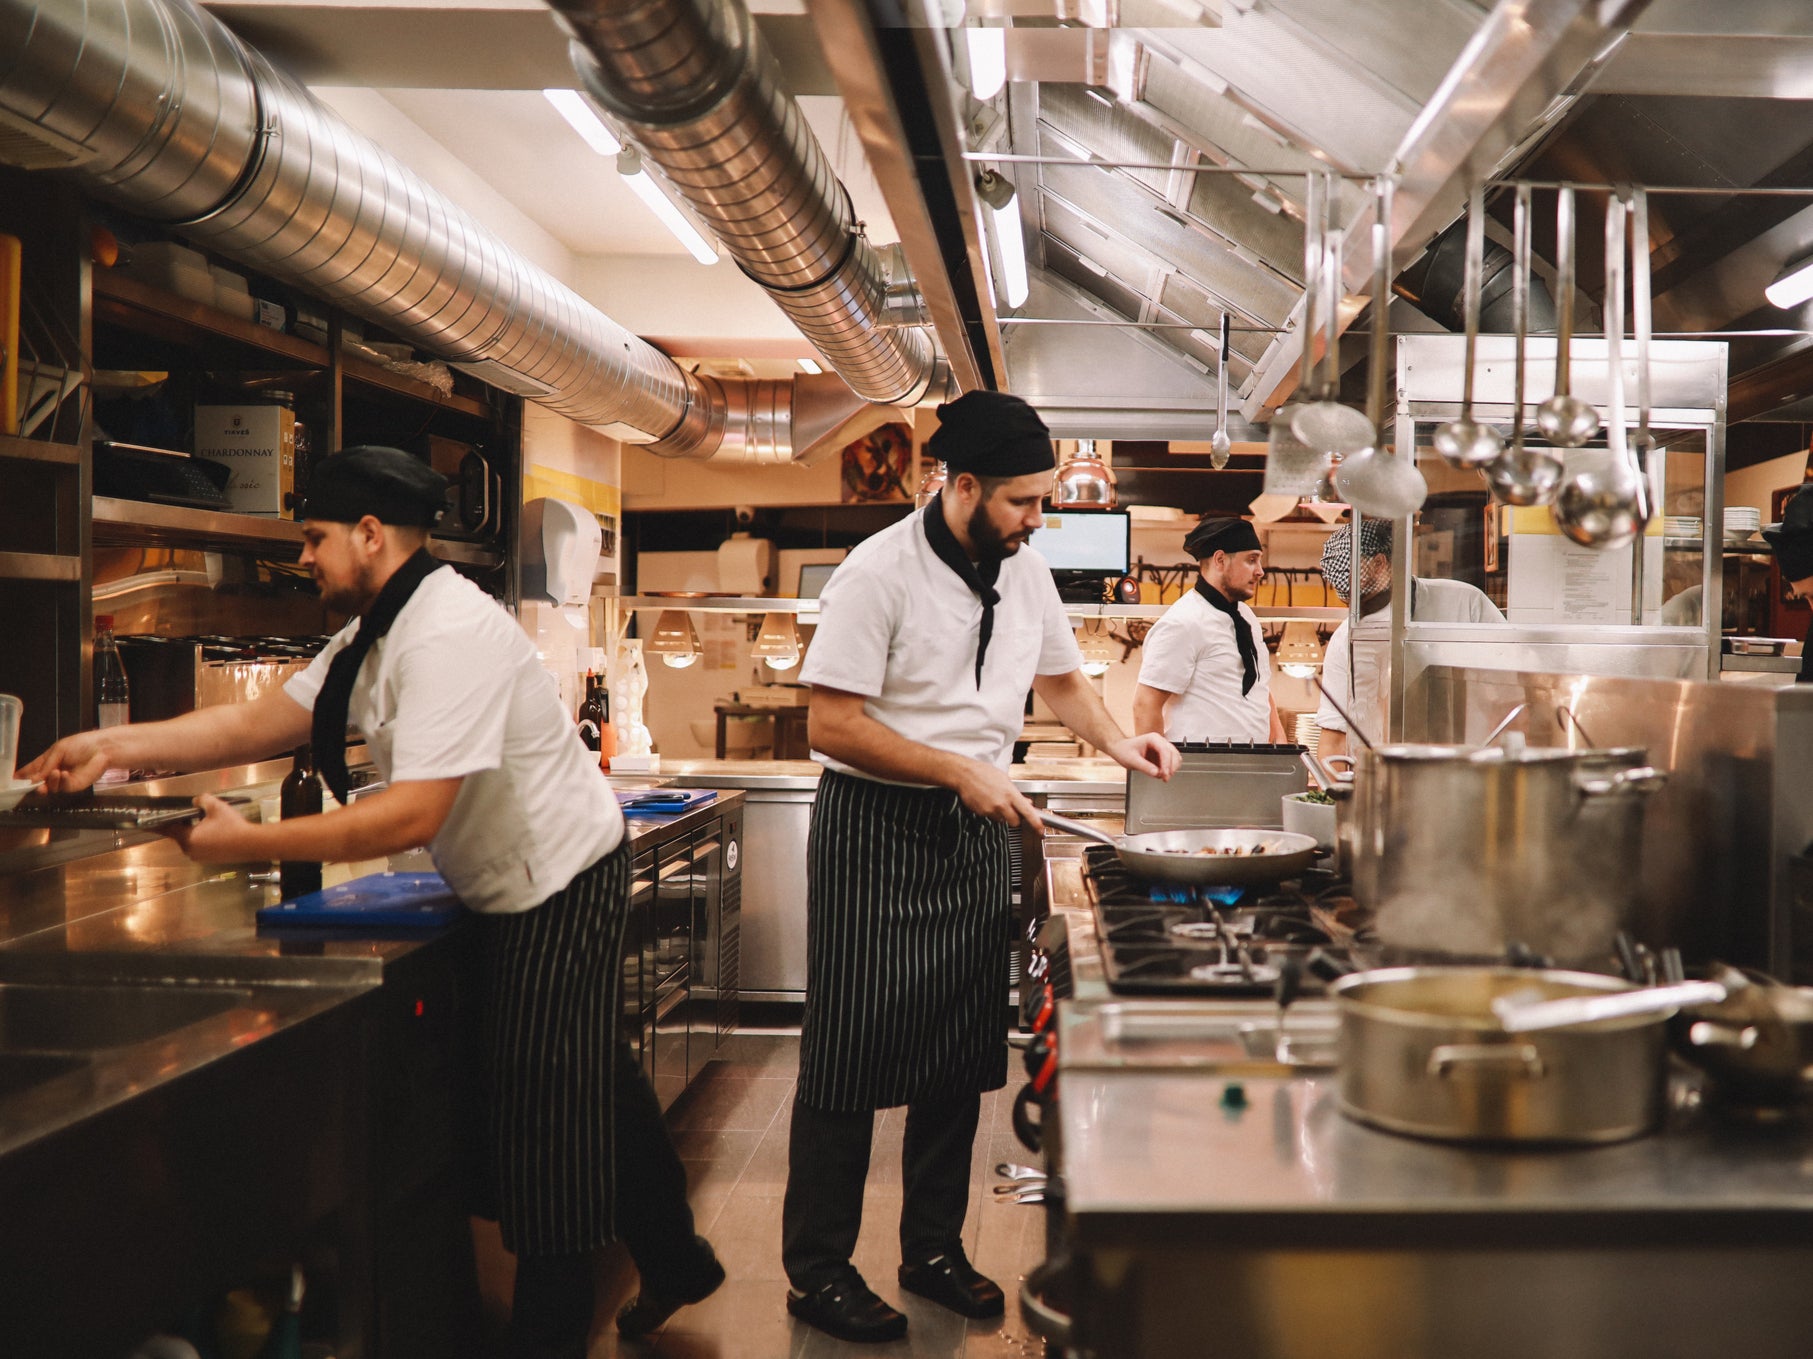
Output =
[
  {"x1": 1033, "y1": 511, "x2": 1131, "y2": 574},
  {"x1": 797, "y1": 561, "x2": 840, "y2": 598}
]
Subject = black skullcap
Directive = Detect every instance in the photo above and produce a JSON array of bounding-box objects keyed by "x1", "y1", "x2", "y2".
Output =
[
  {"x1": 302, "y1": 445, "x2": 447, "y2": 528},
  {"x1": 1764, "y1": 487, "x2": 1813, "y2": 582},
  {"x1": 1183, "y1": 516, "x2": 1262, "y2": 560},
  {"x1": 924, "y1": 390, "x2": 1056, "y2": 478}
]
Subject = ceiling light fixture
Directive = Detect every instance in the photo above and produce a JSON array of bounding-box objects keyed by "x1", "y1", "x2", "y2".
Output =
[
  {"x1": 543, "y1": 88, "x2": 622, "y2": 157},
  {"x1": 965, "y1": 27, "x2": 1008, "y2": 100},
  {"x1": 751, "y1": 612, "x2": 802, "y2": 670},
  {"x1": 976, "y1": 170, "x2": 1029, "y2": 308},
  {"x1": 647, "y1": 610, "x2": 702, "y2": 668},
  {"x1": 615, "y1": 146, "x2": 719, "y2": 266},
  {"x1": 1275, "y1": 620, "x2": 1324, "y2": 678},
  {"x1": 1766, "y1": 252, "x2": 1813, "y2": 309},
  {"x1": 797, "y1": 358, "x2": 824, "y2": 374},
  {"x1": 1075, "y1": 617, "x2": 1118, "y2": 677},
  {"x1": 1052, "y1": 438, "x2": 1118, "y2": 509}
]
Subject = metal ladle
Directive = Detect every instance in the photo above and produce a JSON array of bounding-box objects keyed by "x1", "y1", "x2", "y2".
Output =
[
  {"x1": 1484, "y1": 182, "x2": 1565, "y2": 505},
  {"x1": 1291, "y1": 174, "x2": 1376, "y2": 458},
  {"x1": 1332, "y1": 176, "x2": 1428, "y2": 519},
  {"x1": 1432, "y1": 185, "x2": 1505, "y2": 468},
  {"x1": 1210, "y1": 311, "x2": 1232, "y2": 468},
  {"x1": 1535, "y1": 185, "x2": 1602, "y2": 447}
]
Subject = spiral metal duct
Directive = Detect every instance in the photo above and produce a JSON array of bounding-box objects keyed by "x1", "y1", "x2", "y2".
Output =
[
  {"x1": 552, "y1": 0, "x2": 942, "y2": 407},
  {"x1": 0, "y1": 0, "x2": 889, "y2": 461}
]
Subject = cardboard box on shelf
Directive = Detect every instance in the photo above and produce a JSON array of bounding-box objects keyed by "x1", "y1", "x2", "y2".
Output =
[{"x1": 194, "y1": 403, "x2": 296, "y2": 516}]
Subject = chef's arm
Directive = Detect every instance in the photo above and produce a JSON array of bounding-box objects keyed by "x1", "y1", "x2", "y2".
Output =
[
  {"x1": 1034, "y1": 670, "x2": 1181, "y2": 780},
  {"x1": 22, "y1": 689, "x2": 314, "y2": 794},
  {"x1": 1270, "y1": 696, "x2": 1286, "y2": 743},
  {"x1": 1131, "y1": 683, "x2": 1172, "y2": 737},
  {"x1": 171, "y1": 778, "x2": 464, "y2": 865},
  {"x1": 808, "y1": 686, "x2": 1044, "y2": 825},
  {"x1": 1317, "y1": 727, "x2": 1350, "y2": 759}
]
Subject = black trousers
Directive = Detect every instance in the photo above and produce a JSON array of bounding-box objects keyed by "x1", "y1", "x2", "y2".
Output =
[
  {"x1": 506, "y1": 1042, "x2": 708, "y2": 1359},
  {"x1": 780, "y1": 1090, "x2": 983, "y2": 1293}
]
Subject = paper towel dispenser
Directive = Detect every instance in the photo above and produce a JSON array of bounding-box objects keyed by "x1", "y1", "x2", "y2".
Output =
[
  {"x1": 522, "y1": 497, "x2": 603, "y2": 606},
  {"x1": 718, "y1": 533, "x2": 775, "y2": 594}
]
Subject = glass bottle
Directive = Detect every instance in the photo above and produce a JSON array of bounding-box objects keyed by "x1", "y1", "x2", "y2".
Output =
[
  {"x1": 577, "y1": 671, "x2": 606, "y2": 751},
  {"x1": 279, "y1": 743, "x2": 324, "y2": 899},
  {"x1": 94, "y1": 614, "x2": 131, "y2": 784}
]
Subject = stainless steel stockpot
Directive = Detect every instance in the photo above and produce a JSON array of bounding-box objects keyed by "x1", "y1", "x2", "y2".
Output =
[
  {"x1": 1333, "y1": 966, "x2": 1669, "y2": 1145},
  {"x1": 1350, "y1": 744, "x2": 1664, "y2": 963}
]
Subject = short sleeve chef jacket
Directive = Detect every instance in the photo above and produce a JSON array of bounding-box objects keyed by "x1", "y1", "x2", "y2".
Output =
[
  {"x1": 285, "y1": 568, "x2": 622, "y2": 913},
  {"x1": 1137, "y1": 588, "x2": 1272, "y2": 742},
  {"x1": 800, "y1": 507, "x2": 1083, "y2": 776}
]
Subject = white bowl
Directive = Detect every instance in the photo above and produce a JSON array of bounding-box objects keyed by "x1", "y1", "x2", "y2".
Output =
[
  {"x1": 0, "y1": 778, "x2": 42, "y2": 812},
  {"x1": 1281, "y1": 792, "x2": 1337, "y2": 853}
]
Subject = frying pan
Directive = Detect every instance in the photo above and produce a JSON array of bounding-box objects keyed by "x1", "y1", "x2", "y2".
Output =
[{"x1": 1039, "y1": 812, "x2": 1319, "y2": 886}]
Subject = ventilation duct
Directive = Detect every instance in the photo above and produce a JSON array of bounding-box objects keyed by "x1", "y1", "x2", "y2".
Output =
[
  {"x1": 551, "y1": 0, "x2": 943, "y2": 408},
  {"x1": 0, "y1": 0, "x2": 893, "y2": 462}
]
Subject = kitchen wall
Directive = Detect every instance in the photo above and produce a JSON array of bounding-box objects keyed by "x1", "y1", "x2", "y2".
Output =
[{"x1": 1729, "y1": 449, "x2": 1809, "y2": 518}]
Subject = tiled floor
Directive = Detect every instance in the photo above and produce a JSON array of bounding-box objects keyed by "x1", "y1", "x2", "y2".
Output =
[{"x1": 583, "y1": 1030, "x2": 1051, "y2": 1358}]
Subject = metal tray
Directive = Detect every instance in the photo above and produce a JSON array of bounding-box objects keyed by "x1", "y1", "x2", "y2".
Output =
[{"x1": 0, "y1": 792, "x2": 244, "y2": 830}]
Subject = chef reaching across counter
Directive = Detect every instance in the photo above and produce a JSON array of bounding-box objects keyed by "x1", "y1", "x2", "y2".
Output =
[
  {"x1": 23, "y1": 446, "x2": 721, "y2": 1359},
  {"x1": 1133, "y1": 515, "x2": 1286, "y2": 743},
  {"x1": 1314, "y1": 519, "x2": 1505, "y2": 756},
  {"x1": 782, "y1": 390, "x2": 1180, "y2": 1345}
]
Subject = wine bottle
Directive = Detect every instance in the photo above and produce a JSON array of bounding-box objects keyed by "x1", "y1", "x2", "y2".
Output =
[{"x1": 279, "y1": 743, "x2": 324, "y2": 899}]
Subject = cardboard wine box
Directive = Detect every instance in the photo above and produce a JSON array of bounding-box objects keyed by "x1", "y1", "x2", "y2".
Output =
[{"x1": 194, "y1": 403, "x2": 295, "y2": 516}]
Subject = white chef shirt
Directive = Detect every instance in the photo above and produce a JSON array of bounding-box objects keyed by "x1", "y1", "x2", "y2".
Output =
[
  {"x1": 285, "y1": 567, "x2": 622, "y2": 914},
  {"x1": 800, "y1": 507, "x2": 1083, "y2": 777},
  {"x1": 1138, "y1": 587, "x2": 1272, "y2": 742},
  {"x1": 1316, "y1": 578, "x2": 1505, "y2": 740}
]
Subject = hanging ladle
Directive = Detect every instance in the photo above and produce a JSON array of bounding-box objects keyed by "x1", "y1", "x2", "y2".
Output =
[
  {"x1": 1332, "y1": 175, "x2": 1428, "y2": 519},
  {"x1": 1210, "y1": 311, "x2": 1232, "y2": 468},
  {"x1": 1535, "y1": 185, "x2": 1602, "y2": 447},
  {"x1": 1291, "y1": 173, "x2": 1376, "y2": 458},
  {"x1": 1484, "y1": 182, "x2": 1565, "y2": 505},
  {"x1": 1432, "y1": 185, "x2": 1505, "y2": 468}
]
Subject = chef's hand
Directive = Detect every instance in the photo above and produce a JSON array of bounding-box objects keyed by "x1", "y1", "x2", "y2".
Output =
[
  {"x1": 18, "y1": 732, "x2": 113, "y2": 794},
  {"x1": 166, "y1": 793, "x2": 260, "y2": 863},
  {"x1": 1105, "y1": 733, "x2": 1181, "y2": 781},
  {"x1": 953, "y1": 760, "x2": 1044, "y2": 828}
]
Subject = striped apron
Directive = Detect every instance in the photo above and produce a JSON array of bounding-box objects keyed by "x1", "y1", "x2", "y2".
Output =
[
  {"x1": 478, "y1": 842, "x2": 629, "y2": 1257},
  {"x1": 797, "y1": 769, "x2": 1012, "y2": 1112}
]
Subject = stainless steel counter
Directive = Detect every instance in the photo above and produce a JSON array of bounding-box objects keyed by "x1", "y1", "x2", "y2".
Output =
[{"x1": 649, "y1": 756, "x2": 1128, "y2": 797}]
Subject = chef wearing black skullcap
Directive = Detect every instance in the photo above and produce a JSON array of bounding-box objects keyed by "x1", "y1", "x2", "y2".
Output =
[
  {"x1": 781, "y1": 391, "x2": 1179, "y2": 1343},
  {"x1": 1133, "y1": 514, "x2": 1285, "y2": 742},
  {"x1": 23, "y1": 445, "x2": 723, "y2": 1355},
  {"x1": 1763, "y1": 485, "x2": 1813, "y2": 683}
]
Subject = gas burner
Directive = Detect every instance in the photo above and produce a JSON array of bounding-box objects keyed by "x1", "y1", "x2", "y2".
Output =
[
  {"x1": 1169, "y1": 918, "x2": 1251, "y2": 942},
  {"x1": 1190, "y1": 960, "x2": 1283, "y2": 986}
]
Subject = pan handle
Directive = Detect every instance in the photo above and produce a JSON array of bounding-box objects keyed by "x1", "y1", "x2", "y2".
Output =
[{"x1": 1036, "y1": 812, "x2": 1119, "y2": 848}]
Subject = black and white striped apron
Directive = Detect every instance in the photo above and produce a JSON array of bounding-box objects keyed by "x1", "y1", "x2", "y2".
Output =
[
  {"x1": 479, "y1": 842, "x2": 629, "y2": 1257},
  {"x1": 797, "y1": 769, "x2": 1012, "y2": 1112}
]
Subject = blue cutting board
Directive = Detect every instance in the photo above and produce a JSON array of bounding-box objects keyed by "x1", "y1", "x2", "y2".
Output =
[
  {"x1": 614, "y1": 788, "x2": 718, "y2": 814},
  {"x1": 256, "y1": 872, "x2": 465, "y2": 930}
]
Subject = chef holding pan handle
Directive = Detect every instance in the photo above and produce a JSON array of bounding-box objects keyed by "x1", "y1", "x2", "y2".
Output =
[
  {"x1": 23, "y1": 446, "x2": 723, "y2": 1356},
  {"x1": 780, "y1": 390, "x2": 1179, "y2": 1344}
]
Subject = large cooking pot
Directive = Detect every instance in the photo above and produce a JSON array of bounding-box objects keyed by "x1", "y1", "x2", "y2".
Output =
[
  {"x1": 1351, "y1": 744, "x2": 1664, "y2": 963},
  {"x1": 1334, "y1": 967, "x2": 1669, "y2": 1144},
  {"x1": 1672, "y1": 965, "x2": 1813, "y2": 1106}
]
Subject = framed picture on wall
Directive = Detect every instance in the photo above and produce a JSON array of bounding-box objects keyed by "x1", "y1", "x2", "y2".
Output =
[{"x1": 840, "y1": 421, "x2": 914, "y2": 502}]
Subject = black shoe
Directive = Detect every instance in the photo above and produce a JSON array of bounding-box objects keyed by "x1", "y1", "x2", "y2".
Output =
[
  {"x1": 786, "y1": 1268, "x2": 908, "y2": 1344},
  {"x1": 616, "y1": 1237, "x2": 727, "y2": 1338},
  {"x1": 897, "y1": 1247, "x2": 1005, "y2": 1319}
]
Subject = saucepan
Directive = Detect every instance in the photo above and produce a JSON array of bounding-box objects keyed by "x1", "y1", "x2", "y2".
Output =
[{"x1": 1038, "y1": 812, "x2": 1319, "y2": 887}]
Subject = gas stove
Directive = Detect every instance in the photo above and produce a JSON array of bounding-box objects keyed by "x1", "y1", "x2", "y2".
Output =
[{"x1": 1082, "y1": 844, "x2": 1371, "y2": 997}]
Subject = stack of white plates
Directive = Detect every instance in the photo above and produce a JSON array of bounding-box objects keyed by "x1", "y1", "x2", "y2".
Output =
[
  {"x1": 1294, "y1": 713, "x2": 1321, "y2": 753},
  {"x1": 1664, "y1": 516, "x2": 1702, "y2": 540},
  {"x1": 1724, "y1": 506, "x2": 1763, "y2": 546}
]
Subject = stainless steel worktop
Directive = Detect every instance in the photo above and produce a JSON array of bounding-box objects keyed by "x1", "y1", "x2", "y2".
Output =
[{"x1": 648, "y1": 756, "x2": 1128, "y2": 796}]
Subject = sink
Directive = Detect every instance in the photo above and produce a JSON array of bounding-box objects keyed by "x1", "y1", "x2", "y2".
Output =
[
  {"x1": 0, "y1": 984, "x2": 249, "y2": 1052},
  {"x1": 0, "y1": 1051, "x2": 87, "y2": 1099}
]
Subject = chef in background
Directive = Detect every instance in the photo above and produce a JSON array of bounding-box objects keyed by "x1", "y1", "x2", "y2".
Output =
[
  {"x1": 1133, "y1": 516, "x2": 1286, "y2": 743},
  {"x1": 1763, "y1": 486, "x2": 1813, "y2": 684},
  {"x1": 22, "y1": 446, "x2": 721, "y2": 1358},
  {"x1": 1314, "y1": 519, "x2": 1504, "y2": 755},
  {"x1": 781, "y1": 391, "x2": 1179, "y2": 1345}
]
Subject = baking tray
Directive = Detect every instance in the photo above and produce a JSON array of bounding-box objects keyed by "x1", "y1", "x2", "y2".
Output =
[{"x1": 0, "y1": 792, "x2": 247, "y2": 830}]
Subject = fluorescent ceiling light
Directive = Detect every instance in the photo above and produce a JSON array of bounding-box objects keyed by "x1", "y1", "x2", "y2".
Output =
[
  {"x1": 798, "y1": 358, "x2": 824, "y2": 374},
  {"x1": 1766, "y1": 253, "x2": 1813, "y2": 309},
  {"x1": 965, "y1": 27, "x2": 1007, "y2": 100},
  {"x1": 543, "y1": 88, "x2": 621, "y2": 157},
  {"x1": 617, "y1": 148, "x2": 719, "y2": 266},
  {"x1": 992, "y1": 194, "x2": 1029, "y2": 308}
]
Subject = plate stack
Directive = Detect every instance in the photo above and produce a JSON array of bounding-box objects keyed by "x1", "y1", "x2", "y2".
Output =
[
  {"x1": 1724, "y1": 505, "x2": 1762, "y2": 547},
  {"x1": 1664, "y1": 515, "x2": 1702, "y2": 544}
]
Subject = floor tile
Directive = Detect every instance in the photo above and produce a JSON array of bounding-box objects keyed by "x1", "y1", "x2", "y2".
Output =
[
  {"x1": 652, "y1": 1279, "x2": 816, "y2": 1359},
  {"x1": 673, "y1": 1127, "x2": 765, "y2": 1180},
  {"x1": 674, "y1": 1075, "x2": 797, "y2": 1133},
  {"x1": 704, "y1": 1188, "x2": 795, "y2": 1282}
]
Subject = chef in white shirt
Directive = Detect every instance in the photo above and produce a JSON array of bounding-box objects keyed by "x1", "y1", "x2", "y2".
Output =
[
  {"x1": 1314, "y1": 519, "x2": 1505, "y2": 755},
  {"x1": 780, "y1": 390, "x2": 1179, "y2": 1345},
  {"x1": 1133, "y1": 516, "x2": 1285, "y2": 743}
]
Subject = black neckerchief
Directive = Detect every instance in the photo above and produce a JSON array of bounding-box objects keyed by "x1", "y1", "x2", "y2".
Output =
[
  {"x1": 922, "y1": 492, "x2": 1002, "y2": 688},
  {"x1": 311, "y1": 548, "x2": 445, "y2": 802},
  {"x1": 1194, "y1": 576, "x2": 1258, "y2": 696}
]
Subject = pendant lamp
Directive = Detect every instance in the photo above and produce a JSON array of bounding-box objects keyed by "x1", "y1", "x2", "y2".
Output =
[
  {"x1": 646, "y1": 609, "x2": 702, "y2": 668},
  {"x1": 751, "y1": 612, "x2": 802, "y2": 670},
  {"x1": 1052, "y1": 439, "x2": 1117, "y2": 509}
]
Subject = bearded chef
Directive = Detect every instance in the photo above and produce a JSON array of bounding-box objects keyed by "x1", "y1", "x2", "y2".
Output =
[
  {"x1": 780, "y1": 391, "x2": 1180, "y2": 1344},
  {"x1": 1132, "y1": 516, "x2": 1286, "y2": 743}
]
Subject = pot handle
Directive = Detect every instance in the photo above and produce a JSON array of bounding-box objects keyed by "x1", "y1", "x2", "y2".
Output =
[
  {"x1": 1036, "y1": 812, "x2": 1118, "y2": 847},
  {"x1": 1687, "y1": 1020, "x2": 1761, "y2": 1050},
  {"x1": 1012, "y1": 1082, "x2": 1044, "y2": 1153},
  {"x1": 1428, "y1": 1043, "x2": 1546, "y2": 1079},
  {"x1": 1019, "y1": 1255, "x2": 1076, "y2": 1346},
  {"x1": 1575, "y1": 765, "x2": 1667, "y2": 798}
]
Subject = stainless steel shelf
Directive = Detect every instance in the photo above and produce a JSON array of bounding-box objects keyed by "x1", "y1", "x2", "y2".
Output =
[
  {"x1": 428, "y1": 537, "x2": 502, "y2": 567},
  {"x1": 0, "y1": 551, "x2": 82, "y2": 582},
  {"x1": 616, "y1": 596, "x2": 1347, "y2": 623},
  {"x1": 1721, "y1": 652, "x2": 1800, "y2": 673},
  {"x1": 0, "y1": 434, "x2": 80, "y2": 466},
  {"x1": 92, "y1": 497, "x2": 305, "y2": 554}
]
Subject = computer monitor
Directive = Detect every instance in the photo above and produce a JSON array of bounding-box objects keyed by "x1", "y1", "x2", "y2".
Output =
[
  {"x1": 797, "y1": 561, "x2": 840, "y2": 598},
  {"x1": 1032, "y1": 511, "x2": 1131, "y2": 575}
]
